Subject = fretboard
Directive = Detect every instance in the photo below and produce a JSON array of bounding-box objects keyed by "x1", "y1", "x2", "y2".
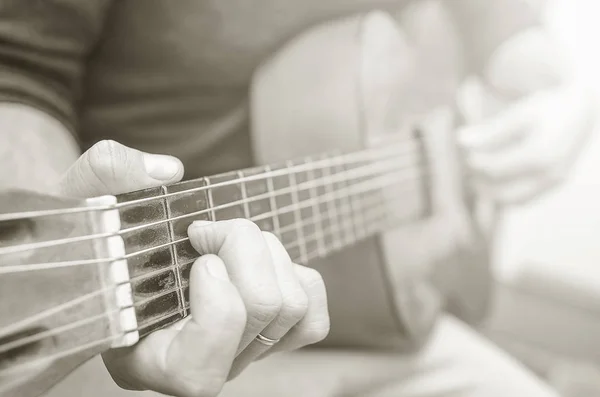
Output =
[{"x1": 115, "y1": 139, "x2": 429, "y2": 336}]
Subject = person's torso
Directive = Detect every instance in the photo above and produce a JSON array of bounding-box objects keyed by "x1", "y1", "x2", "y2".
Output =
[{"x1": 79, "y1": 0, "x2": 420, "y2": 178}]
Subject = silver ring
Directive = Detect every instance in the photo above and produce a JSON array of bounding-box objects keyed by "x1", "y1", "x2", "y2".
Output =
[{"x1": 255, "y1": 333, "x2": 280, "y2": 346}]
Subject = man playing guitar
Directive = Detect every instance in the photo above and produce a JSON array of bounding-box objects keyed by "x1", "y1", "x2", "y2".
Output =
[{"x1": 0, "y1": 0, "x2": 594, "y2": 396}]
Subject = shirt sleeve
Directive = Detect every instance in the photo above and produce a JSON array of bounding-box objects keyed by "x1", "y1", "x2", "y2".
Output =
[
  {"x1": 0, "y1": 0, "x2": 114, "y2": 135},
  {"x1": 445, "y1": 0, "x2": 541, "y2": 75}
]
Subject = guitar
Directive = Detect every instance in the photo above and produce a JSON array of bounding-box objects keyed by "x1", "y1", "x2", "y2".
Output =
[{"x1": 0, "y1": 10, "x2": 491, "y2": 397}]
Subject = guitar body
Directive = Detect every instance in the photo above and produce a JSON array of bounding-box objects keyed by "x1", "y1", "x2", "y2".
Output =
[{"x1": 251, "y1": 10, "x2": 492, "y2": 349}]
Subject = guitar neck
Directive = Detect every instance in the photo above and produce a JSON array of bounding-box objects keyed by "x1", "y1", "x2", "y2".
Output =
[{"x1": 115, "y1": 138, "x2": 429, "y2": 336}]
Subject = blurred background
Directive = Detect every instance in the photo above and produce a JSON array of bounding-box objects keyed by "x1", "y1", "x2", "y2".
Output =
[{"x1": 481, "y1": 0, "x2": 600, "y2": 394}]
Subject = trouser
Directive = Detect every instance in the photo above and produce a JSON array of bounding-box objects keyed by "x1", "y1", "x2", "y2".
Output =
[
  {"x1": 46, "y1": 315, "x2": 559, "y2": 397},
  {"x1": 220, "y1": 315, "x2": 559, "y2": 397}
]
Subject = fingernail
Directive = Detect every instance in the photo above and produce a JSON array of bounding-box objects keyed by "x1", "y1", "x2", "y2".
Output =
[
  {"x1": 191, "y1": 220, "x2": 213, "y2": 228},
  {"x1": 203, "y1": 255, "x2": 229, "y2": 281},
  {"x1": 143, "y1": 153, "x2": 182, "y2": 181},
  {"x1": 188, "y1": 221, "x2": 213, "y2": 235}
]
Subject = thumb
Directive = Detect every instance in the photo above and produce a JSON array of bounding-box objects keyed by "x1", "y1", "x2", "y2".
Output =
[
  {"x1": 103, "y1": 255, "x2": 246, "y2": 397},
  {"x1": 58, "y1": 140, "x2": 184, "y2": 197}
]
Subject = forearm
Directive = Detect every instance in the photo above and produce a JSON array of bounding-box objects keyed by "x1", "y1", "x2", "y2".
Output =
[{"x1": 0, "y1": 103, "x2": 80, "y2": 193}]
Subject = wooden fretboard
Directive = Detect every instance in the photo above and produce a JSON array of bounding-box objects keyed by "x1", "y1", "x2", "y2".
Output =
[{"x1": 115, "y1": 139, "x2": 429, "y2": 336}]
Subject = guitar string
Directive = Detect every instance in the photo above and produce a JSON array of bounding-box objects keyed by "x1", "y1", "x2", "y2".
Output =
[
  {"x1": 0, "y1": 171, "x2": 421, "y2": 296},
  {"x1": 1, "y1": 166, "x2": 424, "y2": 276},
  {"x1": 0, "y1": 147, "x2": 420, "y2": 256},
  {"x1": 0, "y1": 334, "x2": 119, "y2": 378},
  {"x1": 0, "y1": 158, "x2": 421, "y2": 272},
  {"x1": 0, "y1": 144, "x2": 432, "y2": 378},
  {"x1": 0, "y1": 170, "x2": 424, "y2": 350},
  {"x1": 0, "y1": 152, "x2": 423, "y2": 260},
  {"x1": 111, "y1": 136, "x2": 419, "y2": 208},
  {"x1": 0, "y1": 194, "x2": 404, "y2": 361},
  {"x1": 0, "y1": 137, "x2": 419, "y2": 222},
  {"x1": 0, "y1": 145, "x2": 421, "y2": 256},
  {"x1": 110, "y1": 170, "x2": 418, "y2": 288},
  {"x1": 0, "y1": 167, "x2": 424, "y2": 342}
]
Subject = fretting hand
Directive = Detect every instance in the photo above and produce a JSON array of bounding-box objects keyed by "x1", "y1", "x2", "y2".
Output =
[{"x1": 57, "y1": 140, "x2": 330, "y2": 397}]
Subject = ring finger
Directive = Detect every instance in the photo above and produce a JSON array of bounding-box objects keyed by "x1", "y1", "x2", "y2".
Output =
[{"x1": 229, "y1": 232, "x2": 309, "y2": 377}]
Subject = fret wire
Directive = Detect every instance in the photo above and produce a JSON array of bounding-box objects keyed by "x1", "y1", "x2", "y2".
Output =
[
  {"x1": 237, "y1": 170, "x2": 251, "y2": 220},
  {"x1": 284, "y1": 176, "x2": 406, "y2": 253},
  {"x1": 1, "y1": 165, "x2": 424, "y2": 273},
  {"x1": 286, "y1": 160, "x2": 308, "y2": 264},
  {"x1": 305, "y1": 157, "x2": 326, "y2": 257},
  {"x1": 358, "y1": 159, "x2": 381, "y2": 239},
  {"x1": 338, "y1": 157, "x2": 361, "y2": 244},
  {"x1": 303, "y1": 201, "x2": 389, "y2": 263},
  {"x1": 349, "y1": 161, "x2": 367, "y2": 241},
  {"x1": 162, "y1": 186, "x2": 187, "y2": 318},
  {"x1": 333, "y1": 155, "x2": 356, "y2": 246},
  {"x1": 321, "y1": 159, "x2": 343, "y2": 250},
  {"x1": 133, "y1": 284, "x2": 185, "y2": 307},
  {"x1": 205, "y1": 177, "x2": 217, "y2": 222},
  {"x1": 0, "y1": 139, "x2": 419, "y2": 222},
  {"x1": 308, "y1": 194, "x2": 389, "y2": 260},
  {"x1": 238, "y1": 161, "x2": 416, "y2": 223},
  {"x1": 0, "y1": 154, "x2": 418, "y2": 256},
  {"x1": 150, "y1": 166, "x2": 414, "y2": 271},
  {"x1": 137, "y1": 302, "x2": 190, "y2": 330},
  {"x1": 284, "y1": 192, "x2": 358, "y2": 256},
  {"x1": 264, "y1": 165, "x2": 281, "y2": 236}
]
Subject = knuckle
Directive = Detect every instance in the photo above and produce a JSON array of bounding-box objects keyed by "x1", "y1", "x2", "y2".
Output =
[
  {"x1": 301, "y1": 322, "x2": 331, "y2": 345},
  {"x1": 86, "y1": 140, "x2": 124, "y2": 181},
  {"x1": 262, "y1": 231, "x2": 290, "y2": 258},
  {"x1": 247, "y1": 287, "x2": 283, "y2": 324},
  {"x1": 301, "y1": 267, "x2": 326, "y2": 290},
  {"x1": 309, "y1": 312, "x2": 332, "y2": 341},
  {"x1": 279, "y1": 287, "x2": 309, "y2": 323}
]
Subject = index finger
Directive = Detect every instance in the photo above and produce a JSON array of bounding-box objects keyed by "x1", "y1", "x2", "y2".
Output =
[
  {"x1": 187, "y1": 219, "x2": 282, "y2": 350},
  {"x1": 458, "y1": 98, "x2": 534, "y2": 152}
]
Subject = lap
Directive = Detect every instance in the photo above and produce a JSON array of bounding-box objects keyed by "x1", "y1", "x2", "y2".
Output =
[{"x1": 220, "y1": 315, "x2": 559, "y2": 397}]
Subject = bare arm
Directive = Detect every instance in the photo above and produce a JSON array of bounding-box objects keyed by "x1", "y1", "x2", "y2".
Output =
[
  {"x1": 0, "y1": 1, "x2": 115, "y2": 194},
  {"x1": 0, "y1": 103, "x2": 79, "y2": 193}
]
